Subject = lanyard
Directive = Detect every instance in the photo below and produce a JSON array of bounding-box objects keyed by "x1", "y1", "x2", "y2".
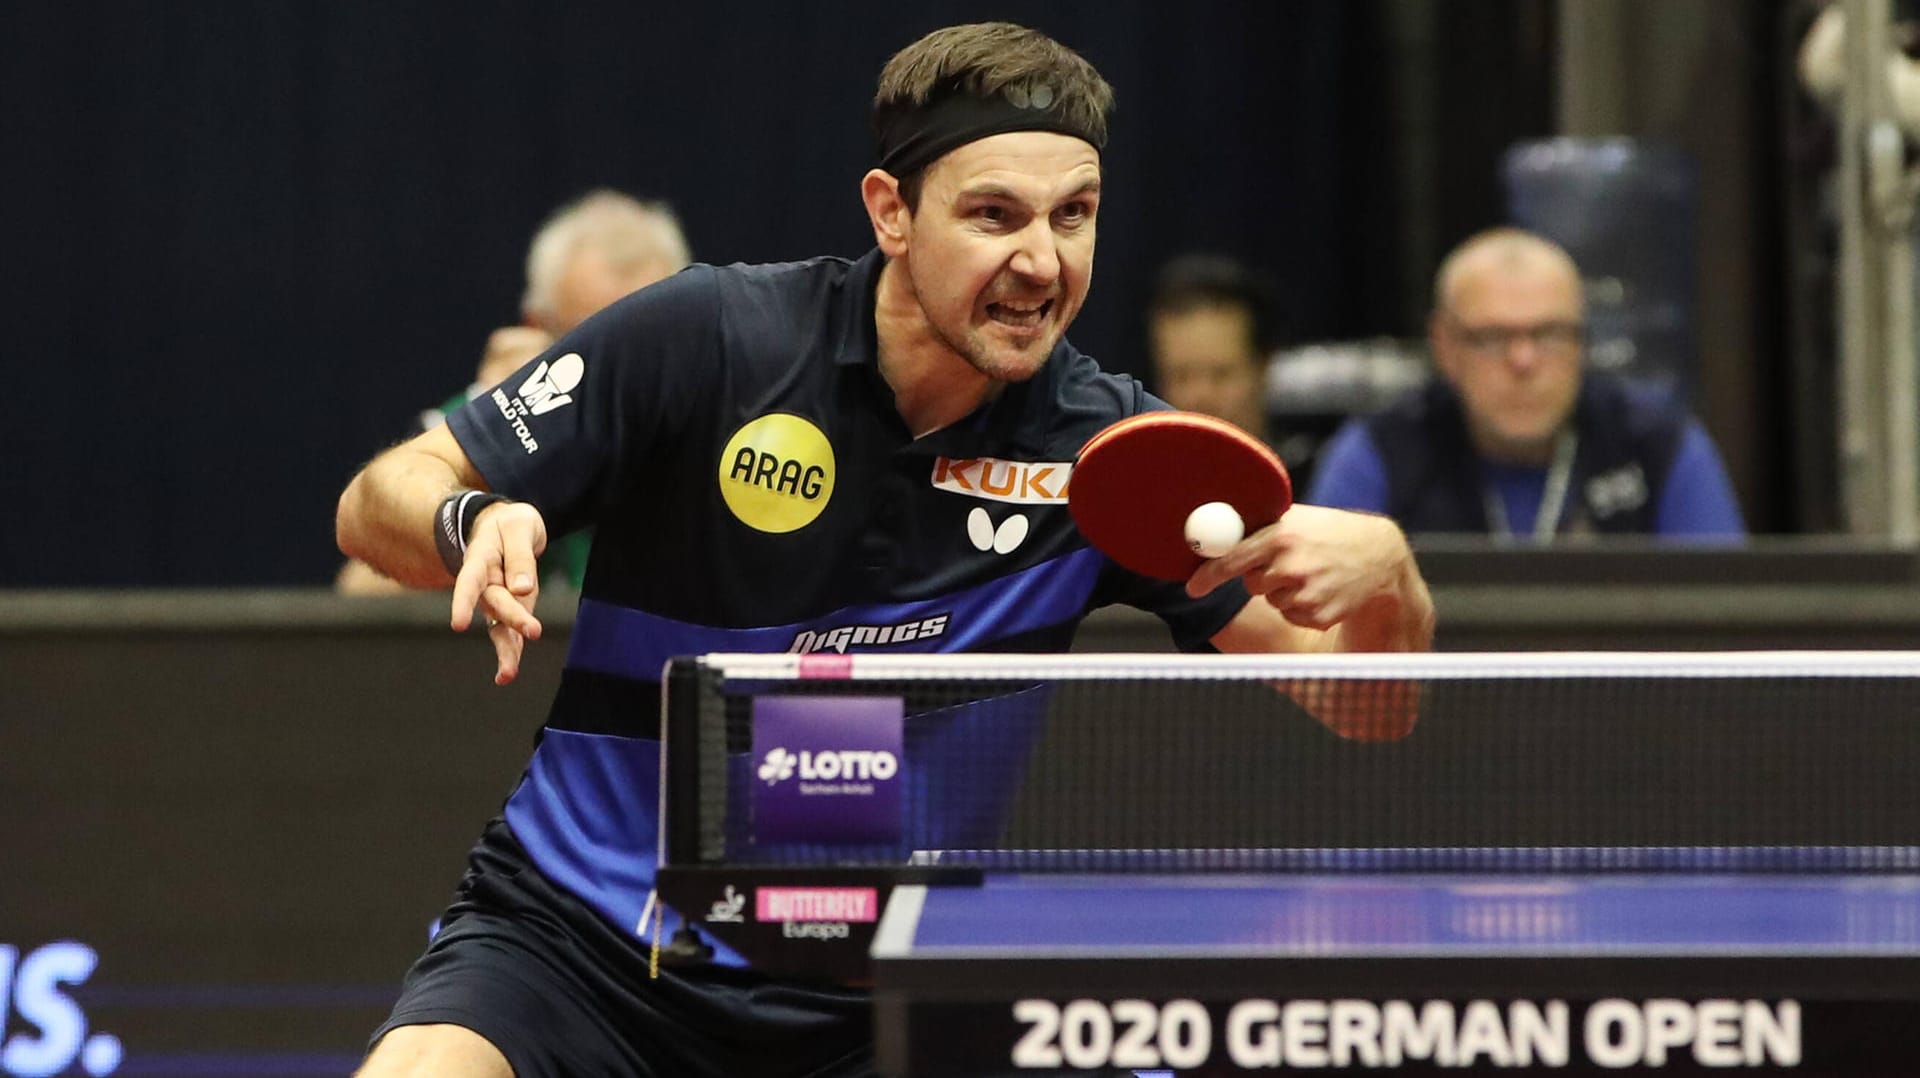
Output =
[{"x1": 1482, "y1": 429, "x2": 1578, "y2": 545}]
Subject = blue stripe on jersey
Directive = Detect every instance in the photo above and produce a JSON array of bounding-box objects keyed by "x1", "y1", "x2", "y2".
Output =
[
  {"x1": 506, "y1": 550, "x2": 1099, "y2": 964},
  {"x1": 502, "y1": 731, "x2": 692, "y2": 952},
  {"x1": 564, "y1": 546, "x2": 1107, "y2": 682},
  {"x1": 504, "y1": 688, "x2": 1055, "y2": 967}
]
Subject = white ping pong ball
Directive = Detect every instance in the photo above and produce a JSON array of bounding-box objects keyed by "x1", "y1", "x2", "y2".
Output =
[{"x1": 1184, "y1": 501, "x2": 1244, "y2": 558}]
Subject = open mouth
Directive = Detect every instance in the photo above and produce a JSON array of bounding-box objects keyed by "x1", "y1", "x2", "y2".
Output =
[{"x1": 986, "y1": 298, "x2": 1053, "y2": 329}]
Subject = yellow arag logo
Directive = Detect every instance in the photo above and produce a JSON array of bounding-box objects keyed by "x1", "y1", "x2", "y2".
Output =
[{"x1": 718, "y1": 414, "x2": 835, "y2": 533}]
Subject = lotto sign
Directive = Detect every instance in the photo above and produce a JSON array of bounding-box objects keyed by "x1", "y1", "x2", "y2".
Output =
[{"x1": 751, "y1": 695, "x2": 904, "y2": 845}]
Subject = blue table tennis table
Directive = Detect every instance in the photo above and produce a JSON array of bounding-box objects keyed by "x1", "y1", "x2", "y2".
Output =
[{"x1": 870, "y1": 855, "x2": 1920, "y2": 1075}]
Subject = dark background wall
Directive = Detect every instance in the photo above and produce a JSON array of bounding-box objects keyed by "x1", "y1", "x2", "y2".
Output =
[{"x1": 3, "y1": 1, "x2": 1580, "y2": 587}]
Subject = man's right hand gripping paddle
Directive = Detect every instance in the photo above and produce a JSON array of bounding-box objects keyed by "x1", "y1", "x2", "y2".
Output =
[{"x1": 1068, "y1": 411, "x2": 1292, "y2": 583}]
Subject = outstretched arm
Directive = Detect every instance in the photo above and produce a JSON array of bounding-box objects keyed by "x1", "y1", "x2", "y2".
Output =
[
  {"x1": 335, "y1": 326, "x2": 560, "y2": 597},
  {"x1": 335, "y1": 424, "x2": 549, "y2": 684},
  {"x1": 1201, "y1": 504, "x2": 1434, "y2": 739}
]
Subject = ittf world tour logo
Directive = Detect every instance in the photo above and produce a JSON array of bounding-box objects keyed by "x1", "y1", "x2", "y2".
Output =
[
  {"x1": 489, "y1": 352, "x2": 585, "y2": 454},
  {"x1": 519, "y1": 353, "x2": 585, "y2": 415},
  {"x1": 718, "y1": 414, "x2": 835, "y2": 533}
]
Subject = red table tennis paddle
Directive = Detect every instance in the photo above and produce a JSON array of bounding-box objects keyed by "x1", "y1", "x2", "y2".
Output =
[{"x1": 1068, "y1": 411, "x2": 1292, "y2": 581}]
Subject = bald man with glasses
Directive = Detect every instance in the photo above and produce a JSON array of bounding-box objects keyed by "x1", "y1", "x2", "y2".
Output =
[{"x1": 1306, "y1": 228, "x2": 1744, "y2": 543}]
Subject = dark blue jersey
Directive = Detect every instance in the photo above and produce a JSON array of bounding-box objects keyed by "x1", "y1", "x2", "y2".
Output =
[
  {"x1": 445, "y1": 249, "x2": 1250, "y2": 960},
  {"x1": 1307, "y1": 374, "x2": 1745, "y2": 541}
]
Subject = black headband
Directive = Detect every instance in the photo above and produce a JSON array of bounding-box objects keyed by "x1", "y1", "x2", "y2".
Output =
[{"x1": 876, "y1": 81, "x2": 1103, "y2": 178}]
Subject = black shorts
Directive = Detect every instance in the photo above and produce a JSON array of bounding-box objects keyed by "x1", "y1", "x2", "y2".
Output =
[{"x1": 371, "y1": 818, "x2": 875, "y2": 1078}]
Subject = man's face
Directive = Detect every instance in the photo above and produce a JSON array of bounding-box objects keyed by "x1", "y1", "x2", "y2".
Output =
[
  {"x1": 542, "y1": 246, "x2": 672, "y2": 335},
  {"x1": 1150, "y1": 304, "x2": 1266, "y2": 437},
  {"x1": 1430, "y1": 256, "x2": 1584, "y2": 464},
  {"x1": 899, "y1": 131, "x2": 1101, "y2": 383}
]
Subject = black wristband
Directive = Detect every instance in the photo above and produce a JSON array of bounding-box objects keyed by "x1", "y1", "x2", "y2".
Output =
[{"x1": 433, "y1": 490, "x2": 510, "y2": 576}]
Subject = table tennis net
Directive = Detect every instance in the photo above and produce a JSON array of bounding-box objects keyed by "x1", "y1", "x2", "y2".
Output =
[{"x1": 659, "y1": 652, "x2": 1920, "y2": 874}]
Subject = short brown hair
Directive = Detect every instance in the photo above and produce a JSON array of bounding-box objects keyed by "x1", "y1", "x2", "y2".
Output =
[
  {"x1": 1149, "y1": 254, "x2": 1280, "y2": 355},
  {"x1": 873, "y1": 22, "x2": 1114, "y2": 209}
]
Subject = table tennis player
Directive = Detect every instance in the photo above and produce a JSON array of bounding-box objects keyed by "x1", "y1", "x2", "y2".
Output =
[{"x1": 335, "y1": 21, "x2": 1434, "y2": 1077}]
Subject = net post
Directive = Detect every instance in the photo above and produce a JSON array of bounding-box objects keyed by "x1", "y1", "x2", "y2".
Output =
[{"x1": 661, "y1": 656, "x2": 725, "y2": 866}]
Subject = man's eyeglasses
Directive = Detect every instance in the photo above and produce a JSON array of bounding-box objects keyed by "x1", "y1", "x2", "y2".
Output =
[{"x1": 1448, "y1": 319, "x2": 1585, "y2": 357}]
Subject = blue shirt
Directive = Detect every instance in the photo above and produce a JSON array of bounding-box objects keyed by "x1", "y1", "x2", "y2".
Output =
[
  {"x1": 444, "y1": 249, "x2": 1250, "y2": 959},
  {"x1": 1306, "y1": 380, "x2": 1745, "y2": 542}
]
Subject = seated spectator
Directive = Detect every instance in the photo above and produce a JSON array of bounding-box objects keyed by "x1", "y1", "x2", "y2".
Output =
[
  {"x1": 429, "y1": 190, "x2": 692, "y2": 426},
  {"x1": 1146, "y1": 254, "x2": 1277, "y2": 445},
  {"x1": 1307, "y1": 228, "x2": 1745, "y2": 542},
  {"x1": 337, "y1": 191, "x2": 691, "y2": 593}
]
